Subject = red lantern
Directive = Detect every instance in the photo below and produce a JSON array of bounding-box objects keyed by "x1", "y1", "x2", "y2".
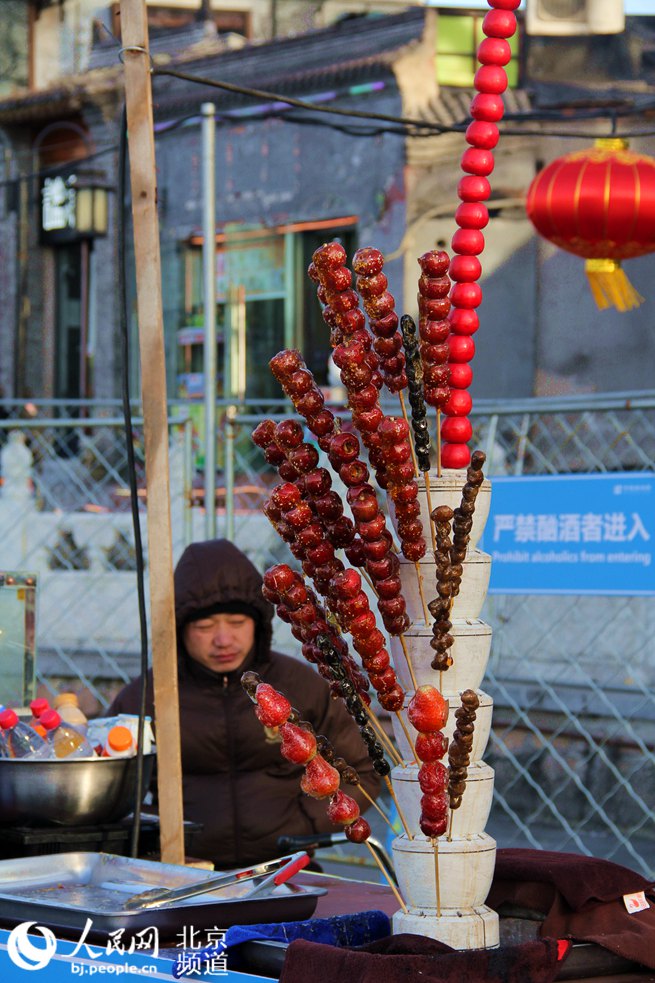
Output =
[{"x1": 526, "y1": 138, "x2": 655, "y2": 311}]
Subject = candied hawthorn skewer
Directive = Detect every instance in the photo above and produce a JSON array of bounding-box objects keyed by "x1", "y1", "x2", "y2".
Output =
[
  {"x1": 407, "y1": 683, "x2": 450, "y2": 917},
  {"x1": 325, "y1": 429, "x2": 414, "y2": 641},
  {"x1": 447, "y1": 689, "x2": 480, "y2": 841},
  {"x1": 417, "y1": 250, "x2": 452, "y2": 476},
  {"x1": 407, "y1": 685, "x2": 449, "y2": 835},
  {"x1": 378, "y1": 416, "x2": 430, "y2": 625},
  {"x1": 352, "y1": 246, "x2": 408, "y2": 396},
  {"x1": 315, "y1": 733, "x2": 395, "y2": 833},
  {"x1": 271, "y1": 420, "x2": 361, "y2": 560},
  {"x1": 264, "y1": 540, "x2": 400, "y2": 714},
  {"x1": 316, "y1": 633, "x2": 414, "y2": 842},
  {"x1": 311, "y1": 244, "x2": 401, "y2": 493},
  {"x1": 241, "y1": 672, "x2": 365, "y2": 841},
  {"x1": 253, "y1": 416, "x2": 366, "y2": 572},
  {"x1": 262, "y1": 564, "x2": 370, "y2": 704},
  {"x1": 443, "y1": 2, "x2": 518, "y2": 470},
  {"x1": 241, "y1": 672, "x2": 408, "y2": 911},
  {"x1": 351, "y1": 248, "x2": 419, "y2": 480},
  {"x1": 269, "y1": 349, "x2": 337, "y2": 452}
]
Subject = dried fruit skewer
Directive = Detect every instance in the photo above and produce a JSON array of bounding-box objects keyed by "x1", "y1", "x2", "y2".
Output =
[
  {"x1": 447, "y1": 689, "x2": 480, "y2": 841},
  {"x1": 429, "y1": 505, "x2": 456, "y2": 675},
  {"x1": 400, "y1": 314, "x2": 436, "y2": 550},
  {"x1": 449, "y1": 449, "x2": 487, "y2": 605}
]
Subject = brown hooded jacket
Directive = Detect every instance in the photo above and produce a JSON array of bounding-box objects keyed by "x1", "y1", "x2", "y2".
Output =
[{"x1": 109, "y1": 539, "x2": 381, "y2": 868}]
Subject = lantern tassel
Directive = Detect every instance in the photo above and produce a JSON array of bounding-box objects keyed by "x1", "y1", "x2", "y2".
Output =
[{"x1": 585, "y1": 259, "x2": 644, "y2": 312}]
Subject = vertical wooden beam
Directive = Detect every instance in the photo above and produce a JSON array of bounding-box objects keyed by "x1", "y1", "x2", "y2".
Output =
[{"x1": 119, "y1": 0, "x2": 185, "y2": 866}]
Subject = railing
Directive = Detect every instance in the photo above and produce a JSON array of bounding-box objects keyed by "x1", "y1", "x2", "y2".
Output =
[{"x1": 1, "y1": 391, "x2": 654, "y2": 874}]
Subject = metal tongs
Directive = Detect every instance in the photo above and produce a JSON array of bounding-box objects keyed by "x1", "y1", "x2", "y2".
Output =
[{"x1": 123, "y1": 851, "x2": 311, "y2": 911}]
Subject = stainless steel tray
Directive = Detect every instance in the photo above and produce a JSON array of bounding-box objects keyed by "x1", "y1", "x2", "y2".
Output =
[{"x1": 0, "y1": 852, "x2": 325, "y2": 940}]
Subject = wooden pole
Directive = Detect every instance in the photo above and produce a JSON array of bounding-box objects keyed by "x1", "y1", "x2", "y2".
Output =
[{"x1": 120, "y1": 0, "x2": 185, "y2": 865}]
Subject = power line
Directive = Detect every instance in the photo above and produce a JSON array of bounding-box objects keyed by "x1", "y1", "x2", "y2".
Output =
[
  {"x1": 153, "y1": 65, "x2": 655, "y2": 140},
  {"x1": 3, "y1": 68, "x2": 655, "y2": 192}
]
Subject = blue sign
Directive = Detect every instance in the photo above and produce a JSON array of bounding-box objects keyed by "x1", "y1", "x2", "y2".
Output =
[{"x1": 480, "y1": 472, "x2": 655, "y2": 595}]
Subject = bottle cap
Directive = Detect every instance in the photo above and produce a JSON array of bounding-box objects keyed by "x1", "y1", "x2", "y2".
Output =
[
  {"x1": 40, "y1": 709, "x2": 62, "y2": 731},
  {"x1": 0, "y1": 709, "x2": 18, "y2": 730},
  {"x1": 54, "y1": 693, "x2": 79, "y2": 709},
  {"x1": 30, "y1": 698, "x2": 50, "y2": 717},
  {"x1": 107, "y1": 726, "x2": 133, "y2": 753}
]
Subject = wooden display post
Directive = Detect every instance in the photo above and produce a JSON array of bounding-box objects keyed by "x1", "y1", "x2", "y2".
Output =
[{"x1": 119, "y1": 0, "x2": 185, "y2": 866}]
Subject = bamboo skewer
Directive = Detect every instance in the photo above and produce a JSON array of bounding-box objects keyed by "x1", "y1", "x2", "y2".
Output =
[
  {"x1": 447, "y1": 809, "x2": 455, "y2": 843},
  {"x1": 432, "y1": 837, "x2": 442, "y2": 917},
  {"x1": 383, "y1": 775, "x2": 413, "y2": 841},
  {"x1": 415, "y1": 562, "x2": 430, "y2": 624},
  {"x1": 424, "y1": 472, "x2": 437, "y2": 553},
  {"x1": 360, "y1": 567, "x2": 379, "y2": 597},
  {"x1": 395, "y1": 711, "x2": 418, "y2": 764},
  {"x1": 398, "y1": 633, "x2": 419, "y2": 692},
  {"x1": 398, "y1": 391, "x2": 419, "y2": 479},
  {"x1": 365, "y1": 839, "x2": 408, "y2": 913},
  {"x1": 364, "y1": 702, "x2": 403, "y2": 768},
  {"x1": 357, "y1": 784, "x2": 397, "y2": 833},
  {"x1": 437, "y1": 410, "x2": 442, "y2": 477}
]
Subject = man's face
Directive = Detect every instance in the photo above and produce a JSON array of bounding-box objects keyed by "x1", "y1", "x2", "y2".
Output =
[{"x1": 182, "y1": 613, "x2": 256, "y2": 674}]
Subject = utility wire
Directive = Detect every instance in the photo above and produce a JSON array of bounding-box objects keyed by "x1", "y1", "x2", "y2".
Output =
[
  {"x1": 4, "y1": 67, "x2": 655, "y2": 192},
  {"x1": 117, "y1": 102, "x2": 150, "y2": 859},
  {"x1": 153, "y1": 65, "x2": 655, "y2": 139}
]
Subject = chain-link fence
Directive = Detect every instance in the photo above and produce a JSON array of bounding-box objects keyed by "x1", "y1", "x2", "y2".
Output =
[{"x1": 1, "y1": 392, "x2": 654, "y2": 875}]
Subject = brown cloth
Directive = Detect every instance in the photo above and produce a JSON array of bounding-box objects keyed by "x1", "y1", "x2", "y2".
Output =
[
  {"x1": 280, "y1": 933, "x2": 568, "y2": 983},
  {"x1": 488, "y1": 848, "x2": 655, "y2": 970}
]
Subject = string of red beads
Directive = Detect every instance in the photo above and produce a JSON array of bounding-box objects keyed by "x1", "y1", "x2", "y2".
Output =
[{"x1": 440, "y1": 0, "x2": 518, "y2": 470}]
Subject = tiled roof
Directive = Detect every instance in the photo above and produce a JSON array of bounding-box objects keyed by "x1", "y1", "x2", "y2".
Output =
[{"x1": 0, "y1": 10, "x2": 427, "y2": 124}]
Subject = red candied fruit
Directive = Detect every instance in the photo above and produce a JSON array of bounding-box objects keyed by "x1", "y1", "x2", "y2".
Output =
[{"x1": 352, "y1": 247, "x2": 384, "y2": 277}]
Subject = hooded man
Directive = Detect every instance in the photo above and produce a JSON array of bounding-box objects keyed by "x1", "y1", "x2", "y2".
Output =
[{"x1": 108, "y1": 538, "x2": 381, "y2": 868}]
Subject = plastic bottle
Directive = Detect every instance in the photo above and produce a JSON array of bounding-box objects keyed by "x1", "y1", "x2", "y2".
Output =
[
  {"x1": 40, "y1": 709, "x2": 96, "y2": 759},
  {"x1": 0, "y1": 708, "x2": 51, "y2": 759},
  {"x1": 28, "y1": 697, "x2": 50, "y2": 729},
  {"x1": 102, "y1": 725, "x2": 136, "y2": 758},
  {"x1": 53, "y1": 693, "x2": 88, "y2": 735}
]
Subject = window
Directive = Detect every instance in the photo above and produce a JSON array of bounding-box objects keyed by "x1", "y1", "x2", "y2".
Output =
[
  {"x1": 180, "y1": 223, "x2": 357, "y2": 400},
  {"x1": 437, "y1": 11, "x2": 520, "y2": 88}
]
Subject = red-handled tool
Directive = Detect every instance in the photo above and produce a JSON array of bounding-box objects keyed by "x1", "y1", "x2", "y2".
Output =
[
  {"x1": 124, "y1": 851, "x2": 311, "y2": 910},
  {"x1": 247, "y1": 851, "x2": 311, "y2": 897}
]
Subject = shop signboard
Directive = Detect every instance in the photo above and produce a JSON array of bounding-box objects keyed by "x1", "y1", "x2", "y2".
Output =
[{"x1": 480, "y1": 472, "x2": 654, "y2": 595}]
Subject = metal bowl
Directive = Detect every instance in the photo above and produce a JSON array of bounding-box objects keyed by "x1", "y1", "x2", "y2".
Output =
[{"x1": 0, "y1": 754, "x2": 156, "y2": 827}]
